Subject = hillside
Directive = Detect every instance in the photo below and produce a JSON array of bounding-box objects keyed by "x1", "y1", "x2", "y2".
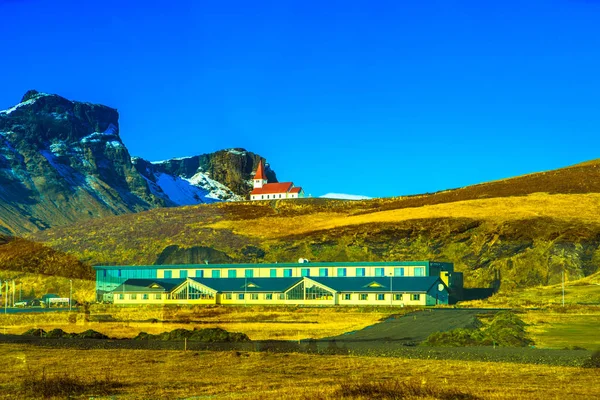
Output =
[
  {"x1": 16, "y1": 150, "x2": 600, "y2": 290},
  {"x1": 0, "y1": 91, "x2": 274, "y2": 234},
  {"x1": 28, "y1": 189, "x2": 600, "y2": 290}
]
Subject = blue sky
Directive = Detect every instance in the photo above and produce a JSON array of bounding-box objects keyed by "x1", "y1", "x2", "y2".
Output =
[{"x1": 1, "y1": 0, "x2": 599, "y2": 198}]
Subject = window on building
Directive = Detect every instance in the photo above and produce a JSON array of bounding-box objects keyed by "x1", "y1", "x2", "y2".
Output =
[
  {"x1": 164, "y1": 270, "x2": 172, "y2": 279},
  {"x1": 359, "y1": 293, "x2": 368, "y2": 301},
  {"x1": 356, "y1": 268, "x2": 366, "y2": 277},
  {"x1": 180, "y1": 270, "x2": 188, "y2": 279},
  {"x1": 251, "y1": 293, "x2": 258, "y2": 300},
  {"x1": 411, "y1": 294, "x2": 421, "y2": 301},
  {"x1": 228, "y1": 270, "x2": 237, "y2": 278},
  {"x1": 279, "y1": 194, "x2": 282, "y2": 198},
  {"x1": 414, "y1": 267, "x2": 425, "y2": 276},
  {"x1": 283, "y1": 269, "x2": 292, "y2": 277},
  {"x1": 265, "y1": 293, "x2": 273, "y2": 300},
  {"x1": 212, "y1": 270, "x2": 220, "y2": 278},
  {"x1": 238, "y1": 293, "x2": 245, "y2": 300},
  {"x1": 337, "y1": 268, "x2": 347, "y2": 277},
  {"x1": 270, "y1": 269, "x2": 277, "y2": 278},
  {"x1": 131, "y1": 294, "x2": 137, "y2": 300},
  {"x1": 225, "y1": 293, "x2": 232, "y2": 300},
  {"x1": 245, "y1": 269, "x2": 254, "y2": 278},
  {"x1": 301, "y1": 268, "x2": 310, "y2": 277},
  {"x1": 278, "y1": 294, "x2": 285, "y2": 300},
  {"x1": 142, "y1": 294, "x2": 149, "y2": 300},
  {"x1": 394, "y1": 267, "x2": 405, "y2": 277},
  {"x1": 319, "y1": 268, "x2": 328, "y2": 277},
  {"x1": 195, "y1": 270, "x2": 204, "y2": 278},
  {"x1": 119, "y1": 294, "x2": 124, "y2": 300},
  {"x1": 267, "y1": 195, "x2": 269, "y2": 199},
  {"x1": 394, "y1": 294, "x2": 402, "y2": 301},
  {"x1": 118, "y1": 269, "x2": 122, "y2": 277},
  {"x1": 377, "y1": 294, "x2": 385, "y2": 301},
  {"x1": 261, "y1": 195, "x2": 264, "y2": 199},
  {"x1": 103, "y1": 270, "x2": 107, "y2": 277},
  {"x1": 154, "y1": 294, "x2": 161, "y2": 300},
  {"x1": 375, "y1": 268, "x2": 385, "y2": 277},
  {"x1": 343, "y1": 293, "x2": 351, "y2": 300}
]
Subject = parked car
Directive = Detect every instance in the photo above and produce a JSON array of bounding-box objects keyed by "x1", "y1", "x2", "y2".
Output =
[{"x1": 14, "y1": 301, "x2": 28, "y2": 308}]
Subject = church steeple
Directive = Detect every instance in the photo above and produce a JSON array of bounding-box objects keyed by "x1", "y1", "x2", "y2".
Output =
[{"x1": 253, "y1": 160, "x2": 268, "y2": 189}]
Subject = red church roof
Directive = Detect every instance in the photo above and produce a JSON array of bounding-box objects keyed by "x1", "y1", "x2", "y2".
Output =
[
  {"x1": 253, "y1": 160, "x2": 266, "y2": 180},
  {"x1": 290, "y1": 187, "x2": 303, "y2": 194},
  {"x1": 251, "y1": 182, "x2": 294, "y2": 195}
]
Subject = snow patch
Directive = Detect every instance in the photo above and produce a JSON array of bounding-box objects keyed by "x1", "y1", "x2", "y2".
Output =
[
  {"x1": 81, "y1": 123, "x2": 120, "y2": 144},
  {"x1": 0, "y1": 93, "x2": 51, "y2": 115},
  {"x1": 151, "y1": 156, "x2": 195, "y2": 164},
  {"x1": 319, "y1": 193, "x2": 372, "y2": 200},
  {"x1": 226, "y1": 149, "x2": 246, "y2": 156}
]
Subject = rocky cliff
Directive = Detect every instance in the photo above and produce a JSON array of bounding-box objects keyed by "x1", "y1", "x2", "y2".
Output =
[{"x1": 0, "y1": 91, "x2": 273, "y2": 234}]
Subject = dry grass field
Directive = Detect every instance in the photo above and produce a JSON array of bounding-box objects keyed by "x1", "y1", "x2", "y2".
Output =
[
  {"x1": 0, "y1": 306, "x2": 393, "y2": 341},
  {"x1": 0, "y1": 344, "x2": 598, "y2": 399}
]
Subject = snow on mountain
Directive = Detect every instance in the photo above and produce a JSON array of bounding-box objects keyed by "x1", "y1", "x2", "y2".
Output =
[
  {"x1": 0, "y1": 92, "x2": 51, "y2": 115},
  {"x1": 319, "y1": 193, "x2": 372, "y2": 200},
  {"x1": 135, "y1": 159, "x2": 243, "y2": 206}
]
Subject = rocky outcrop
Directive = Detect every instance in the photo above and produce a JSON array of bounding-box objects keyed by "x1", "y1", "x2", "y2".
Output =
[
  {"x1": 0, "y1": 91, "x2": 276, "y2": 234},
  {"x1": 133, "y1": 148, "x2": 278, "y2": 202}
]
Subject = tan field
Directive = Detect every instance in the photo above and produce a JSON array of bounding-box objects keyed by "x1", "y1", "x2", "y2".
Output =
[{"x1": 0, "y1": 344, "x2": 598, "y2": 399}]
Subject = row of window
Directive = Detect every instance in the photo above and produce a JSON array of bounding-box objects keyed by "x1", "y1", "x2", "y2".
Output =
[
  {"x1": 118, "y1": 293, "x2": 421, "y2": 301},
  {"x1": 160, "y1": 267, "x2": 426, "y2": 279}
]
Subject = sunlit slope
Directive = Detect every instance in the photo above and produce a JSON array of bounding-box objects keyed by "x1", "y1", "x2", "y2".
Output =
[{"x1": 29, "y1": 191, "x2": 600, "y2": 289}]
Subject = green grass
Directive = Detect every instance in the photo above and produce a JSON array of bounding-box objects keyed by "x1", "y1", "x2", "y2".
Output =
[{"x1": 526, "y1": 313, "x2": 600, "y2": 350}]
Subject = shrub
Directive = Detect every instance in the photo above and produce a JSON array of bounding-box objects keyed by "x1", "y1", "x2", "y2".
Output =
[
  {"x1": 423, "y1": 311, "x2": 532, "y2": 347},
  {"x1": 582, "y1": 351, "x2": 600, "y2": 368},
  {"x1": 133, "y1": 327, "x2": 250, "y2": 342}
]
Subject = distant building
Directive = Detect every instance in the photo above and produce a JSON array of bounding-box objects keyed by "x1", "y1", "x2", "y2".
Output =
[
  {"x1": 250, "y1": 160, "x2": 304, "y2": 201},
  {"x1": 94, "y1": 261, "x2": 462, "y2": 306}
]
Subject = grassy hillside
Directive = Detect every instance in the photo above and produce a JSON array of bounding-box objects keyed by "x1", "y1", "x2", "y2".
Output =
[
  {"x1": 17, "y1": 160, "x2": 600, "y2": 289},
  {"x1": 0, "y1": 235, "x2": 92, "y2": 279},
  {"x1": 25, "y1": 192, "x2": 600, "y2": 289}
]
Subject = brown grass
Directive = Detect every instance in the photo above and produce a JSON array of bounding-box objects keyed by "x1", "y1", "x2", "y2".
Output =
[
  {"x1": 0, "y1": 344, "x2": 599, "y2": 399},
  {"x1": 0, "y1": 306, "x2": 392, "y2": 340}
]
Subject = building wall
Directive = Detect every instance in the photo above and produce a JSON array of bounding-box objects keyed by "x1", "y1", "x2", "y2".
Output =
[
  {"x1": 155, "y1": 265, "x2": 430, "y2": 280},
  {"x1": 111, "y1": 289, "x2": 447, "y2": 306}
]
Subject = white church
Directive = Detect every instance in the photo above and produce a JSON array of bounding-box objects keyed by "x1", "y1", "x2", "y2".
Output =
[{"x1": 250, "y1": 160, "x2": 305, "y2": 201}]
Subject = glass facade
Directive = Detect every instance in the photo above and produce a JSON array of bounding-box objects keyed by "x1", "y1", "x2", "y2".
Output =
[{"x1": 95, "y1": 268, "x2": 158, "y2": 299}]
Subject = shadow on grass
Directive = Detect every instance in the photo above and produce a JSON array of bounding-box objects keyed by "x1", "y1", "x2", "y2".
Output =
[{"x1": 20, "y1": 368, "x2": 126, "y2": 399}]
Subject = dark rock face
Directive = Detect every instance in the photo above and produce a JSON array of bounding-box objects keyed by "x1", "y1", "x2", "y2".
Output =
[
  {"x1": 0, "y1": 91, "x2": 276, "y2": 234},
  {"x1": 134, "y1": 148, "x2": 278, "y2": 199}
]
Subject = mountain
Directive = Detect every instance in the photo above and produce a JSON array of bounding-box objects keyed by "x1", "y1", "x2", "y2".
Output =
[
  {"x1": 28, "y1": 159, "x2": 600, "y2": 290},
  {"x1": 0, "y1": 91, "x2": 273, "y2": 235},
  {"x1": 132, "y1": 149, "x2": 278, "y2": 205}
]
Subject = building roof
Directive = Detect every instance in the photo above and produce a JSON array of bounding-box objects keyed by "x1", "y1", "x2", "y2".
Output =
[
  {"x1": 289, "y1": 187, "x2": 303, "y2": 194},
  {"x1": 113, "y1": 279, "x2": 183, "y2": 293},
  {"x1": 308, "y1": 276, "x2": 445, "y2": 293},
  {"x1": 94, "y1": 261, "x2": 450, "y2": 271},
  {"x1": 253, "y1": 160, "x2": 266, "y2": 180},
  {"x1": 250, "y1": 182, "x2": 294, "y2": 195},
  {"x1": 190, "y1": 277, "x2": 300, "y2": 293}
]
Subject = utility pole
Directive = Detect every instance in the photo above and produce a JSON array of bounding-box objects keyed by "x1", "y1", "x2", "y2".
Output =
[
  {"x1": 562, "y1": 270, "x2": 565, "y2": 307},
  {"x1": 4, "y1": 281, "x2": 8, "y2": 314},
  {"x1": 69, "y1": 279, "x2": 73, "y2": 311}
]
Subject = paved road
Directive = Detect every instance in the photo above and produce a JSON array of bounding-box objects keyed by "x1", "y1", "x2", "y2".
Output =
[{"x1": 328, "y1": 308, "x2": 500, "y2": 343}]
